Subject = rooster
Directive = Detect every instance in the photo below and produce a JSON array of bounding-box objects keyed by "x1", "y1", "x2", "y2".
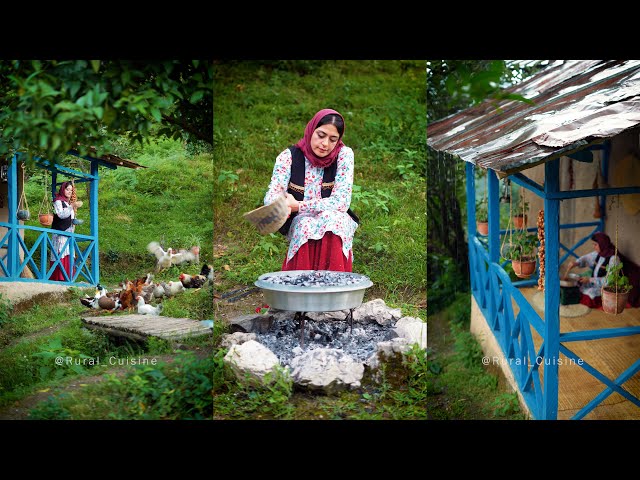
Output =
[
  {"x1": 179, "y1": 272, "x2": 207, "y2": 289},
  {"x1": 136, "y1": 296, "x2": 163, "y2": 316},
  {"x1": 147, "y1": 241, "x2": 173, "y2": 272},
  {"x1": 200, "y1": 264, "x2": 213, "y2": 284}
]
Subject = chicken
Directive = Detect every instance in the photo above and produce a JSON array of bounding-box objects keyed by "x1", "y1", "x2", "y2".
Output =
[
  {"x1": 169, "y1": 249, "x2": 193, "y2": 266},
  {"x1": 136, "y1": 296, "x2": 163, "y2": 316},
  {"x1": 152, "y1": 283, "x2": 166, "y2": 299},
  {"x1": 147, "y1": 241, "x2": 173, "y2": 272},
  {"x1": 199, "y1": 264, "x2": 213, "y2": 284},
  {"x1": 179, "y1": 272, "x2": 207, "y2": 289},
  {"x1": 163, "y1": 280, "x2": 185, "y2": 297},
  {"x1": 119, "y1": 288, "x2": 136, "y2": 311}
]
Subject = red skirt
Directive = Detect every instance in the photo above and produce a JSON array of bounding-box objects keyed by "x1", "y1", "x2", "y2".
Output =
[
  {"x1": 282, "y1": 232, "x2": 353, "y2": 272},
  {"x1": 49, "y1": 257, "x2": 73, "y2": 282}
]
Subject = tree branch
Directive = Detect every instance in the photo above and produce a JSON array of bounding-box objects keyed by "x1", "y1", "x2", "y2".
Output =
[{"x1": 161, "y1": 113, "x2": 211, "y2": 145}]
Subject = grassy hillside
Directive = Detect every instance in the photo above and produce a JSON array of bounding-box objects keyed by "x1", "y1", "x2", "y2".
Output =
[
  {"x1": 213, "y1": 60, "x2": 426, "y2": 306},
  {"x1": 1, "y1": 137, "x2": 213, "y2": 418},
  {"x1": 22, "y1": 136, "x2": 213, "y2": 287}
]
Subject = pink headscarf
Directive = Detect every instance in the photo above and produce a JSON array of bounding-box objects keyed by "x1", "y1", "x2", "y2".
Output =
[
  {"x1": 54, "y1": 181, "x2": 73, "y2": 204},
  {"x1": 592, "y1": 232, "x2": 616, "y2": 258},
  {"x1": 295, "y1": 108, "x2": 345, "y2": 168}
]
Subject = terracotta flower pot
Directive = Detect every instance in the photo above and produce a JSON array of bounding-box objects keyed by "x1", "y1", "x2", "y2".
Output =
[
  {"x1": 512, "y1": 259, "x2": 536, "y2": 278},
  {"x1": 601, "y1": 288, "x2": 630, "y2": 314},
  {"x1": 513, "y1": 214, "x2": 527, "y2": 229},
  {"x1": 477, "y1": 221, "x2": 489, "y2": 236},
  {"x1": 39, "y1": 213, "x2": 54, "y2": 227}
]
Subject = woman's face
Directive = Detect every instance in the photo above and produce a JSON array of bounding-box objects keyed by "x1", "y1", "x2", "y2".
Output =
[
  {"x1": 593, "y1": 241, "x2": 600, "y2": 254},
  {"x1": 310, "y1": 124, "x2": 340, "y2": 158},
  {"x1": 63, "y1": 184, "x2": 73, "y2": 199}
]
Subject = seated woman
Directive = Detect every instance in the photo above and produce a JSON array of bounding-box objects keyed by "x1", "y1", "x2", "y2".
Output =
[
  {"x1": 264, "y1": 108, "x2": 357, "y2": 272},
  {"x1": 568, "y1": 232, "x2": 640, "y2": 308}
]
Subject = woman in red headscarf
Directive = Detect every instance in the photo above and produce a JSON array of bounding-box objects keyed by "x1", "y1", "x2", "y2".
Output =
[
  {"x1": 264, "y1": 108, "x2": 358, "y2": 272},
  {"x1": 568, "y1": 232, "x2": 627, "y2": 308},
  {"x1": 49, "y1": 181, "x2": 80, "y2": 281}
]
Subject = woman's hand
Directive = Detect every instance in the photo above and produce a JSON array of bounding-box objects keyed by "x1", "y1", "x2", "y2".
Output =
[
  {"x1": 285, "y1": 193, "x2": 300, "y2": 212},
  {"x1": 578, "y1": 277, "x2": 590, "y2": 285}
]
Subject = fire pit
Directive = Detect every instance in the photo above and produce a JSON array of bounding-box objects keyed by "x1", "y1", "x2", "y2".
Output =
[{"x1": 255, "y1": 270, "x2": 373, "y2": 346}]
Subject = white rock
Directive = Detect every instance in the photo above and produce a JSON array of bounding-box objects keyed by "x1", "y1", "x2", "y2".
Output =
[
  {"x1": 224, "y1": 340, "x2": 280, "y2": 384},
  {"x1": 219, "y1": 332, "x2": 257, "y2": 349},
  {"x1": 290, "y1": 348, "x2": 364, "y2": 394},
  {"x1": 365, "y1": 337, "x2": 413, "y2": 370},
  {"x1": 394, "y1": 316, "x2": 427, "y2": 349}
]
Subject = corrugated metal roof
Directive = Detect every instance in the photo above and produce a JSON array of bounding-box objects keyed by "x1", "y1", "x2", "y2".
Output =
[
  {"x1": 427, "y1": 60, "x2": 640, "y2": 175},
  {"x1": 69, "y1": 148, "x2": 146, "y2": 169}
]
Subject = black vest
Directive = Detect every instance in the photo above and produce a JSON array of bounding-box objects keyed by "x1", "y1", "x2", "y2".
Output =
[
  {"x1": 278, "y1": 145, "x2": 359, "y2": 235},
  {"x1": 51, "y1": 201, "x2": 73, "y2": 231},
  {"x1": 594, "y1": 255, "x2": 611, "y2": 278}
]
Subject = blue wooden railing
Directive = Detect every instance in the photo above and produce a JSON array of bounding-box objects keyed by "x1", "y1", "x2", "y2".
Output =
[
  {"x1": 467, "y1": 155, "x2": 640, "y2": 420},
  {"x1": 0, "y1": 223, "x2": 96, "y2": 286}
]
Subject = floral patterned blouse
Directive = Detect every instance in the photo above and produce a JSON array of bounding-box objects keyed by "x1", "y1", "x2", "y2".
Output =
[
  {"x1": 49, "y1": 199, "x2": 76, "y2": 261},
  {"x1": 574, "y1": 251, "x2": 621, "y2": 299},
  {"x1": 264, "y1": 146, "x2": 358, "y2": 263}
]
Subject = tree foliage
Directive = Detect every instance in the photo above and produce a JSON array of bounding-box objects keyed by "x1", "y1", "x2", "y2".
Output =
[{"x1": 0, "y1": 60, "x2": 212, "y2": 161}]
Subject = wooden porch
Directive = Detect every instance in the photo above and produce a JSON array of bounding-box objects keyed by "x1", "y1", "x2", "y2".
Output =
[{"x1": 518, "y1": 287, "x2": 640, "y2": 420}]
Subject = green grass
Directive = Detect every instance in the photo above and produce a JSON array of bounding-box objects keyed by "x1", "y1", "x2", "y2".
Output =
[
  {"x1": 2, "y1": 136, "x2": 213, "y2": 417},
  {"x1": 213, "y1": 60, "x2": 426, "y2": 305},
  {"x1": 426, "y1": 293, "x2": 526, "y2": 419},
  {"x1": 21, "y1": 135, "x2": 212, "y2": 286},
  {"x1": 28, "y1": 351, "x2": 213, "y2": 420}
]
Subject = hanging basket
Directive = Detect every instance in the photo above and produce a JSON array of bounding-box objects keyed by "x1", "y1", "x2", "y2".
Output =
[
  {"x1": 39, "y1": 213, "x2": 54, "y2": 227},
  {"x1": 17, "y1": 163, "x2": 31, "y2": 221},
  {"x1": 38, "y1": 171, "x2": 53, "y2": 227}
]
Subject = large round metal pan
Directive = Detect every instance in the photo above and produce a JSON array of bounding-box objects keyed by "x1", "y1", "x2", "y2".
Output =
[{"x1": 255, "y1": 270, "x2": 373, "y2": 312}]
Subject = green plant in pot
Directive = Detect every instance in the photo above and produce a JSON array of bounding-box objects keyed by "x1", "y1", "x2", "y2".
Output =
[
  {"x1": 476, "y1": 199, "x2": 488, "y2": 235},
  {"x1": 504, "y1": 230, "x2": 538, "y2": 278},
  {"x1": 602, "y1": 261, "x2": 632, "y2": 314}
]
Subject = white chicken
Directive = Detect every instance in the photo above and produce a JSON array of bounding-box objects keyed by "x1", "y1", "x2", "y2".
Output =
[
  {"x1": 147, "y1": 241, "x2": 173, "y2": 272},
  {"x1": 136, "y1": 296, "x2": 163, "y2": 316},
  {"x1": 163, "y1": 280, "x2": 185, "y2": 297}
]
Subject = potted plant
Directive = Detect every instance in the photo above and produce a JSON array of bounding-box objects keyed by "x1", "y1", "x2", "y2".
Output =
[
  {"x1": 476, "y1": 199, "x2": 488, "y2": 235},
  {"x1": 513, "y1": 197, "x2": 529, "y2": 229},
  {"x1": 504, "y1": 230, "x2": 538, "y2": 278},
  {"x1": 602, "y1": 262, "x2": 632, "y2": 314}
]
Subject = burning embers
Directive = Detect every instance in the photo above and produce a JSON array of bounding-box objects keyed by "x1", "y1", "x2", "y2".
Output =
[
  {"x1": 259, "y1": 270, "x2": 370, "y2": 287},
  {"x1": 257, "y1": 314, "x2": 397, "y2": 367}
]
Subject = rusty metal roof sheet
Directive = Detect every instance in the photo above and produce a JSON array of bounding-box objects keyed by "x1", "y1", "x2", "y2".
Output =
[
  {"x1": 427, "y1": 60, "x2": 640, "y2": 175},
  {"x1": 69, "y1": 148, "x2": 146, "y2": 169}
]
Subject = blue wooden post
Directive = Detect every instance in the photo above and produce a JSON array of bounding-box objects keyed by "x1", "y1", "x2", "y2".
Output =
[
  {"x1": 466, "y1": 162, "x2": 476, "y2": 293},
  {"x1": 488, "y1": 169, "x2": 500, "y2": 323},
  {"x1": 90, "y1": 161, "x2": 99, "y2": 284},
  {"x1": 51, "y1": 171, "x2": 57, "y2": 200},
  {"x1": 543, "y1": 158, "x2": 560, "y2": 420},
  {"x1": 599, "y1": 141, "x2": 610, "y2": 232},
  {"x1": 7, "y1": 156, "x2": 18, "y2": 278}
]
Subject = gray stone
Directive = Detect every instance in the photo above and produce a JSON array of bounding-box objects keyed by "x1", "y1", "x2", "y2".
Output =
[
  {"x1": 223, "y1": 340, "x2": 280, "y2": 384},
  {"x1": 365, "y1": 337, "x2": 413, "y2": 370},
  {"x1": 219, "y1": 332, "x2": 257, "y2": 349},
  {"x1": 290, "y1": 348, "x2": 364, "y2": 394},
  {"x1": 303, "y1": 298, "x2": 402, "y2": 326},
  {"x1": 228, "y1": 313, "x2": 274, "y2": 334},
  {"x1": 394, "y1": 316, "x2": 427, "y2": 349}
]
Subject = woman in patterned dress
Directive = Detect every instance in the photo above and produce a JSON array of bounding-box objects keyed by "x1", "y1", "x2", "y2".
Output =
[
  {"x1": 264, "y1": 108, "x2": 357, "y2": 272},
  {"x1": 49, "y1": 181, "x2": 79, "y2": 281},
  {"x1": 568, "y1": 232, "x2": 622, "y2": 308}
]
